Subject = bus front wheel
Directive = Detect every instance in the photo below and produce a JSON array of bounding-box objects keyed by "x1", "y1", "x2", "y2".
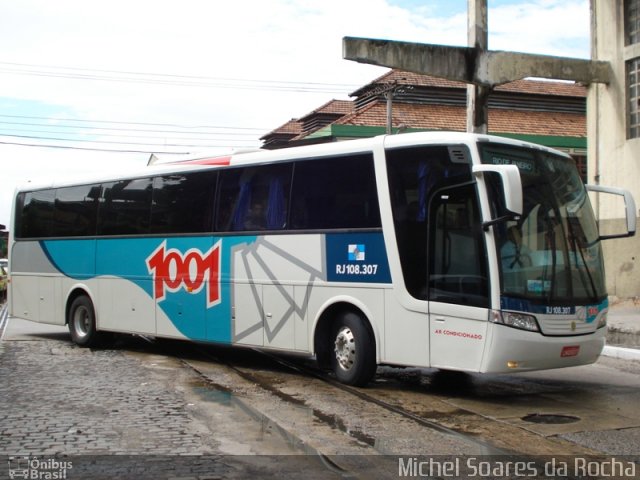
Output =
[
  {"x1": 68, "y1": 296, "x2": 100, "y2": 348},
  {"x1": 331, "y1": 312, "x2": 376, "y2": 387}
]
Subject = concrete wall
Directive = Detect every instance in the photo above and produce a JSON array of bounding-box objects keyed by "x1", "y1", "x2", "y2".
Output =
[
  {"x1": 599, "y1": 219, "x2": 639, "y2": 298},
  {"x1": 588, "y1": 0, "x2": 640, "y2": 299}
]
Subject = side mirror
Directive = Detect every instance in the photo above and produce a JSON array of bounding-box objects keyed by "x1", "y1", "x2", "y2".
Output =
[
  {"x1": 586, "y1": 185, "x2": 637, "y2": 239},
  {"x1": 473, "y1": 164, "x2": 523, "y2": 231},
  {"x1": 473, "y1": 164, "x2": 523, "y2": 215}
]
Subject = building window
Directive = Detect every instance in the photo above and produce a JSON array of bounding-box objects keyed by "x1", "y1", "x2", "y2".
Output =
[
  {"x1": 627, "y1": 58, "x2": 640, "y2": 139},
  {"x1": 627, "y1": 0, "x2": 640, "y2": 45}
]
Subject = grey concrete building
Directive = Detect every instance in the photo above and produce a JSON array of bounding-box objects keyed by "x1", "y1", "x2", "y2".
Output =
[{"x1": 589, "y1": 0, "x2": 640, "y2": 299}]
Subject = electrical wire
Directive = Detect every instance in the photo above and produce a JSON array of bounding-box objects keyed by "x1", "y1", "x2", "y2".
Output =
[
  {"x1": 0, "y1": 61, "x2": 343, "y2": 152},
  {"x1": 0, "y1": 140, "x2": 190, "y2": 155},
  {"x1": 0, "y1": 114, "x2": 269, "y2": 153},
  {"x1": 0, "y1": 61, "x2": 360, "y2": 93},
  {"x1": 0, "y1": 133, "x2": 260, "y2": 149},
  {"x1": 0, "y1": 125, "x2": 263, "y2": 140},
  {"x1": 0, "y1": 113, "x2": 269, "y2": 131}
]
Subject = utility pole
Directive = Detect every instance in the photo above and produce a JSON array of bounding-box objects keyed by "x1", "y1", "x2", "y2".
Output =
[
  {"x1": 360, "y1": 80, "x2": 405, "y2": 134},
  {"x1": 386, "y1": 88, "x2": 393, "y2": 134},
  {"x1": 342, "y1": 0, "x2": 610, "y2": 134},
  {"x1": 466, "y1": 0, "x2": 489, "y2": 134}
]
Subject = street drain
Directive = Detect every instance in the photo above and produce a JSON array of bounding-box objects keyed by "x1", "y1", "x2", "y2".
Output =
[{"x1": 522, "y1": 413, "x2": 580, "y2": 424}]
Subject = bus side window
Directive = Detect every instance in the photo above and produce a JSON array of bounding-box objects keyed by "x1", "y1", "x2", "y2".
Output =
[
  {"x1": 98, "y1": 178, "x2": 153, "y2": 236},
  {"x1": 216, "y1": 164, "x2": 292, "y2": 232},
  {"x1": 53, "y1": 185, "x2": 100, "y2": 237},
  {"x1": 290, "y1": 154, "x2": 380, "y2": 230},
  {"x1": 19, "y1": 190, "x2": 55, "y2": 238},
  {"x1": 428, "y1": 184, "x2": 489, "y2": 308},
  {"x1": 151, "y1": 171, "x2": 217, "y2": 234}
]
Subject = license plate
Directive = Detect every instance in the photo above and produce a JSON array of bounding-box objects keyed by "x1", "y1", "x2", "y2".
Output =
[{"x1": 561, "y1": 345, "x2": 580, "y2": 357}]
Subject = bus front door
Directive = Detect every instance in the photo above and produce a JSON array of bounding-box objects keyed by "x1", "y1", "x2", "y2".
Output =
[{"x1": 427, "y1": 183, "x2": 490, "y2": 371}]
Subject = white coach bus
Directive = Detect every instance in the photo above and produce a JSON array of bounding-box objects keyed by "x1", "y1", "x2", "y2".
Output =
[{"x1": 8, "y1": 132, "x2": 636, "y2": 386}]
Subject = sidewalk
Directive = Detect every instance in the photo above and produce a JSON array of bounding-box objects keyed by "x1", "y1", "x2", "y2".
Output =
[{"x1": 604, "y1": 298, "x2": 640, "y2": 361}]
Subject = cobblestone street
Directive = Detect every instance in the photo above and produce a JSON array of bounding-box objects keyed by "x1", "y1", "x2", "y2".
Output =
[
  {"x1": 0, "y1": 339, "x2": 214, "y2": 456},
  {"x1": 3, "y1": 305, "x2": 640, "y2": 480},
  {"x1": 0, "y1": 313, "x2": 348, "y2": 479}
]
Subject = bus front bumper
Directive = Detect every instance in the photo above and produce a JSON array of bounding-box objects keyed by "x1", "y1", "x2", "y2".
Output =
[{"x1": 480, "y1": 323, "x2": 606, "y2": 373}]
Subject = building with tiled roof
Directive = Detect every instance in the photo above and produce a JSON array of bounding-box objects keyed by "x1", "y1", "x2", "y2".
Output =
[
  {"x1": 260, "y1": 118, "x2": 303, "y2": 149},
  {"x1": 261, "y1": 69, "x2": 587, "y2": 177},
  {"x1": 261, "y1": 99, "x2": 353, "y2": 149}
]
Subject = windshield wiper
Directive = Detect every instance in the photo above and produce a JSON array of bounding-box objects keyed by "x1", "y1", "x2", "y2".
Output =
[{"x1": 566, "y1": 217, "x2": 599, "y2": 302}]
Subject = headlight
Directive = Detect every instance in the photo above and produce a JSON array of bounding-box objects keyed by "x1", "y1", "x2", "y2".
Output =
[
  {"x1": 597, "y1": 312, "x2": 607, "y2": 329},
  {"x1": 490, "y1": 310, "x2": 540, "y2": 332}
]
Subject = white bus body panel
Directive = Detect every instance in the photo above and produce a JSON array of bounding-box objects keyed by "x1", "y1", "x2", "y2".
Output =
[
  {"x1": 429, "y1": 302, "x2": 489, "y2": 371},
  {"x1": 481, "y1": 323, "x2": 606, "y2": 372}
]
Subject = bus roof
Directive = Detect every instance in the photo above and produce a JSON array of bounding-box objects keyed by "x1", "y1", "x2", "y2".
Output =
[{"x1": 14, "y1": 131, "x2": 570, "y2": 192}]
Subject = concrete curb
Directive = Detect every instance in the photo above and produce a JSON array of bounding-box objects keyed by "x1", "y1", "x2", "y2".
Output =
[{"x1": 601, "y1": 344, "x2": 640, "y2": 361}]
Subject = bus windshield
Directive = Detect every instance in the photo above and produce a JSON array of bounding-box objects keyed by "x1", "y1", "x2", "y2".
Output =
[{"x1": 480, "y1": 143, "x2": 606, "y2": 304}]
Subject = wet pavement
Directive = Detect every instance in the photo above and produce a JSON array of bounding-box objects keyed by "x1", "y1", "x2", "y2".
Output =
[
  {"x1": 0, "y1": 313, "x2": 475, "y2": 478},
  {"x1": 0, "y1": 315, "x2": 388, "y2": 479}
]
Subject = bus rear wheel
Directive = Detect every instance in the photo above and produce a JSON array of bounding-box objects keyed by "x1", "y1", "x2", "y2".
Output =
[
  {"x1": 331, "y1": 312, "x2": 376, "y2": 387},
  {"x1": 68, "y1": 295, "x2": 101, "y2": 348}
]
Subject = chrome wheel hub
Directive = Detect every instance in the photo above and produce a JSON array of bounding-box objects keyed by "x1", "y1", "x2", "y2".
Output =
[
  {"x1": 334, "y1": 326, "x2": 356, "y2": 371},
  {"x1": 73, "y1": 306, "x2": 90, "y2": 338}
]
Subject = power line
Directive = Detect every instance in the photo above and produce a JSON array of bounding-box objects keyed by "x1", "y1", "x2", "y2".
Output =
[
  {"x1": 0, "y1": 114, "x2": 270, "y2": 149},
  {"x1": 0, "y1": 133, "x2": 260, "y2": 149},
  {"x1": 0, "y1": 112, "x2": 267, "y2": 154},
  {"x1": 0, "y1": 62, "x2": 334, "y2": 153},
  {"x1": 0, "y1": 124, "x2": 262, "y2": 139},
  {"x1": 0, "y1": 61, "x2": 360, "y2": 93},
  {"x1": 0, "y1": 113, "x2": 269, "y2": 131},
  {"x1": 0, "y1": 61, "x2": 360, "y2": 89},
  {"x1": 0, "y1": 140, "x2": 189, "y2": 155}
]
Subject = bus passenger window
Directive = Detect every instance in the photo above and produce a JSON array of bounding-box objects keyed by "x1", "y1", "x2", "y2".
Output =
[
  {"x1": 290, "y1": 154, "x2": 380, "y2": 230},
  {"x1": 98, "y1": 178, "x2": 153, "y2": 236},
  {"x1": 19, "y1": 190, "x2": 55, "y2": 238},
  {"x1": 216, "y1": 164, "x2": 292, "y2": 232},
  {"x1": 151, "y1": 171, "x2": 217, "y2": 234},
  {"x1": 54, "y1": 185, "x2": 100, "y2": 237}
]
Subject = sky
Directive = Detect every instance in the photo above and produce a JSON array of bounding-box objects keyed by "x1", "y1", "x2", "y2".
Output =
[{"x1": 0, "y1": 0, "x2": 591, "y2": 228}]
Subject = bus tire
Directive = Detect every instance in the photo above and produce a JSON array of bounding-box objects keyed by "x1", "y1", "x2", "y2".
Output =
[
  {"x1": 68, "y1": 295, "x2": 101, "y2": 348},
  {"x1": 331, "y1": 312, "x2": 377, "y2": 387}
]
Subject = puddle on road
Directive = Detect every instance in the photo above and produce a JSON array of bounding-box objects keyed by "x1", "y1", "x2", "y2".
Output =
[
  {"x1": 188, "y1": 377, "x2": 380, "y2": 453},
  {"x1": 312, "y1": 409, "x2": 376, "y2": 447},
  {"x1": 190, "y1": 378, "x2": 234, "y2": 403},
  {"x1": 182, "y1": 355, "x2": 506, "y2": 456},
  {"x1": 188, "y1": 378, "x2": 316, "y2": 455}
]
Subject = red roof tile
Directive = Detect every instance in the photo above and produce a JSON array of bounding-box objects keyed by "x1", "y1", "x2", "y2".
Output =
[
  {"x1": 354, "y1": 69, "x2": 586, "y2": 98},
  {"x1": 263, "y1": 69, "x2": 586, "y2": 146},
  {"x1": 263, "y1": 100, "x2": 353, "y2": 138},
  {"x1": 301, "y1": 99, "x2": 354, "y2": 118},
  {"x1": 335, "y1": 101, "x2": 585, "y2": 137}
]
